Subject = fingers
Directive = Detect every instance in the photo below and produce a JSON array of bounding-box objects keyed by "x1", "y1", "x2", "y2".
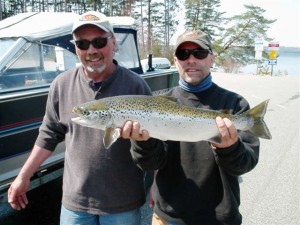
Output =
[
  {"x1": 121, "y1": 121, "x2": 133, "y2": 139},
  {"x1": 121, "y1": 121, "x2": 150, "y2": 141},
  {"x1": 11, "y1": 195, "x2": 28, "y2": 210},
  {"x1": 132, "y1": 122, "x2": 150, "y2": 140},
  {"x1": 8, "y1": 188, "x2": 28, "y2": 211},
  {"x1": 18, "y1": 194, "x2": 28, "y2": 209},
  {"x1": 7, "y1": 178, "x2": 30, "y2": 210},
  {"x1": 213, "y1": 116, "x2": 238, "y2": 148}
]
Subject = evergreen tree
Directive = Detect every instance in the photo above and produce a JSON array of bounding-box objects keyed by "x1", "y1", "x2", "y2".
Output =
[
  {"x1": 133, "y1": 0, "x2": 179, "y2": 59},
  {"x1": 215, "y1": 4, "x2": 276, "y2": 72},
  {"x1": 1, "y1": 1, "x2": 276, "y2": 73},
  {"x1": 184, "y1": 0, "x2": 224, "y2": 37}
]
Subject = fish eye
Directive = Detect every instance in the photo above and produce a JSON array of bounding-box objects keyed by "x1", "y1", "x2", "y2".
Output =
[{"x1": 81, "y1": 108, "x2": 90, "y2": 116}]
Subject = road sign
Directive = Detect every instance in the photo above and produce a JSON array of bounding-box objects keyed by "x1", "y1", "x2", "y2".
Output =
[
  {"x1": 268, "y1": 43, "x2": 279, "y2": 48},
  {"x1": 268, "y1": 42, "x2": 280, "y2": 51},
  {"x1": 255, "y1": 39, "x2": 264, "y2": 51},
  {"x1": 255, "y1": 50, "x2": 262, "y2": 60},
  {"x1": 268, "y1": 59, "x2": 277, "y2": 65},
  {"x1": 269, "y1": 50, "x2": 277, "y2": 60}
]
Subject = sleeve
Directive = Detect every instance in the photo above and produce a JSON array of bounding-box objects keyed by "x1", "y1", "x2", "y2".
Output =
[
  {"x1": 130, "y1": 138, "x2": 168, "y2": 171},
  {"x1": 213, "y1": 97, "x2": 260, "y2": 176},
  {"x1": 137, "y1": 77, "x2": 152, "y2": 95},
  {"x1": 35, "y1": 79, "x2": 66, "y2": 151},
  {"x1": 213, "y1": 132, "x2": 260, "y2": 176}
]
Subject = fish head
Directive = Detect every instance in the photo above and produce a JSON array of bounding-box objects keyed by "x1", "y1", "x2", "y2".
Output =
[{"x1": 71, "y1": 102, "x2": 112, "y2": 130}]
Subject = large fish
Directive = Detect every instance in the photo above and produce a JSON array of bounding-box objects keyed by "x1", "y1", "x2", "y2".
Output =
[{"x1": 72, "y1": 95, "x2": 272, "y2": 148}]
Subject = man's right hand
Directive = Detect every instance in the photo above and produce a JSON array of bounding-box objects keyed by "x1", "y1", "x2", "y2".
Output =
[
  {"x1": 120, "y1": 121, "x2": 150, "y2": 141},
  {"x1": 8, "y1": 177, "x2": 30, "y2": 210},
  {"x1": 7, "y1": 145, "x2": 53, "y2": 210}
]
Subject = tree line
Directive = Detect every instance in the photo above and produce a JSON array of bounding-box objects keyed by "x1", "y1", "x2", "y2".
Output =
[{"x1": 0, "y1": 0, "x2": 276, "y2": 72}]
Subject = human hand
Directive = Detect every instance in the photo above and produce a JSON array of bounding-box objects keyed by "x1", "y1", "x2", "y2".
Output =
[
  {"x1": 211, "y1": 116, "x2": 238, "y2": 149},
  {"x1": 120, "y1": 121, "x2": 150, "y2": 141},
  {"x1": 8, "y1": 177, "x2": 30, "y2": 210}
]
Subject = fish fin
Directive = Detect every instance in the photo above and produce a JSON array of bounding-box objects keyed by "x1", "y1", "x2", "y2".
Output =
[
  {"x1": 220, "y1": 109, "x2": 231, "y2": 114},
  {"x1": 157, "y1": 95, "x2": 178, "y2": 103},
  {"x1": 208, "y1": 135, "x2": 222, "y2": 144},
  {"x1": 244, "y1": 99, "x2": 272, "y2": 139},
  {"x1": 103, "y1": 127, "x2": 121, "y2": 149}
]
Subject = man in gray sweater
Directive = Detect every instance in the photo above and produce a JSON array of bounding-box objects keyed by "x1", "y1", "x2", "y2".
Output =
[{"x1": 8, "y1": 11, "x2": 151, "y2": 225}]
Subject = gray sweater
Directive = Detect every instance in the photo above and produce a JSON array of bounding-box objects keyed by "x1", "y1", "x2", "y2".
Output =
[{"x1": 35, "y1": 63, "x2": 152, "y2": 214}]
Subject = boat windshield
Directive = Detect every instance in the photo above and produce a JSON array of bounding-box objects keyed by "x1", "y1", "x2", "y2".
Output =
[
  {"x1": 0, "y1": 39, "x2": 17, "y2": 56},
  {"x1": 0, "y1": 28, "x2": 141, "y2": 92},
  {"x1": 0, "y1": 39, "x2": 78, "y2": 91}
]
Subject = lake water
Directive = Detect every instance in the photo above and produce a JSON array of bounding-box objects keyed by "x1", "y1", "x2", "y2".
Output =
[{"x1": 241, "y1": 52, "x2": 300, "y2": 76}]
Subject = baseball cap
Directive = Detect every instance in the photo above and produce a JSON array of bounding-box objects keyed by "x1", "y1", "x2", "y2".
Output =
[
  {"x1": 175, "y1": 30, "x2": 212, "y2": 52},
  {"x1": 72, "y1": 11, "x2": 114, "y2": 34}
]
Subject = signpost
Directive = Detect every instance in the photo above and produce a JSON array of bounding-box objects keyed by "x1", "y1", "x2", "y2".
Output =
[
  {"x1": 254, "y1": 39, "x2": 264, "y2": 74},
  {"x1": 268, "y1": 42, "x2": 280, "y2": 76}
]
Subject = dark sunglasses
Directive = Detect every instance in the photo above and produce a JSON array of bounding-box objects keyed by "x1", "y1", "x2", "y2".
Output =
[
  {"x1": 74, "y1": 36, "x2": 113, "y2": 50},
  {"x1": 175, "y1": 48, "x2": 212, "y2": 60}
]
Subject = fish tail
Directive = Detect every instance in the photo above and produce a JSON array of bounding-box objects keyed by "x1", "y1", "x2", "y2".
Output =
[{"x1": 245, "y1": 99, "x2": 272, "y2": 139}]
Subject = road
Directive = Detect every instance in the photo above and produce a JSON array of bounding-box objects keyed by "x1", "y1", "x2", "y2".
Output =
[
  {"x1": 0, "y1": 73, "x2": 299, "y2": 225},
  {"x1": 212, "y1": 73, "x2": 300, "y2": 225}
]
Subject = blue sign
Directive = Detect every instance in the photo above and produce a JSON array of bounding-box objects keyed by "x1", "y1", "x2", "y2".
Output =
[{"x1": 268, "y1": 59, "x2": 277, "y2": 65}]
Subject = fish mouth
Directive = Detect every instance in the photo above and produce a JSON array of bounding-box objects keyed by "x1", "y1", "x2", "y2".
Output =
[
  {"x1": 71, "y1": 117, "x2": 81, "y2": 122},
  {"x1": 71, "y1": 117, "x2": 92, "y2": 127}
]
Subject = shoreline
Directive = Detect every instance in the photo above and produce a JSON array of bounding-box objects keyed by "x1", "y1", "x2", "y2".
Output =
[{"x1": 212, "y1": 71, "x2": 300, "y2": 78}]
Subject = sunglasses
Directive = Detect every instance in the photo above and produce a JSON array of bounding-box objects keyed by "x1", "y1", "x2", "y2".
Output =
[
  {"x1": 175, "y1": 48, "x2": 212, "y2": 61},
  {"x1": 74, "y1": 36, "x2": 113, "y2": 50}
]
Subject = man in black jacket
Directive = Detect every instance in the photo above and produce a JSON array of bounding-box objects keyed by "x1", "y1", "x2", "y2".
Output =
[{"x1": 121, "y1": 30, "x2": 260, "y2": 225}]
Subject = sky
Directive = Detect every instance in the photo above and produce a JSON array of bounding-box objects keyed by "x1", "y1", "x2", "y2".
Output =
[
  {"x1": 171, "y1": 0, "x2": 300, "y2": 47},
  {"x1": 219, "y1": 0, "x2": 300, "y2": 47}
]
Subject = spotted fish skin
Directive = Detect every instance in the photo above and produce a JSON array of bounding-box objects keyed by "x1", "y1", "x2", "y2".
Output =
[{"x1": 72, "y1": 95, "x2": 272, "y2": 148}]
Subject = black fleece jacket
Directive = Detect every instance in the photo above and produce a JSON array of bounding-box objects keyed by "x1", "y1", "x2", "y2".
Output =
[{"x1": 130, "y1": 84, "x2": 260, "y2": 225}]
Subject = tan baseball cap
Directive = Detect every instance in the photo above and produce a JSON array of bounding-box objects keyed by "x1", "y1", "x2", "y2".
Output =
[
  {"x1": 72, "y1": 11, "x2": 114, "y2": 34},
  {"x1": 175, "y1": 30, "x2": 212, "y2": 52}
]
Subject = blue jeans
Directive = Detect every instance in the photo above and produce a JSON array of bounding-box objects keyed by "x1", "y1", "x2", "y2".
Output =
[{"x1": 60, "y1": 205, "x2": 141, "y2": 225}]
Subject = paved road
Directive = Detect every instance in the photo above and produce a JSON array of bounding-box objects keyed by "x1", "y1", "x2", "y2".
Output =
[
  {"x1": 0, "y1": 73, "x2": 299, "y2": 225},
  {"x1": 212, "y1": 73, "x2": 300, "y2": 225}
]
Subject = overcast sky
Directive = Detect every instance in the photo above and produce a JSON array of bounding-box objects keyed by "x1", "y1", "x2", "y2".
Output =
[
  {"x1": 171, "y1": 0, "x2": 300, "y2": 48},
  {"x1": 219, "y1": 0, "x2": 300, "y2": 47}
]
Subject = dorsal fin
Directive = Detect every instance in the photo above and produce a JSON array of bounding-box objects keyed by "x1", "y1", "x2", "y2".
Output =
[
  {"x1": 157, "y1": 95, "x2": 178, "y2": 103},
  {"x1": 220, "y1": 109, "x2": 231, "y2": 114}
]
